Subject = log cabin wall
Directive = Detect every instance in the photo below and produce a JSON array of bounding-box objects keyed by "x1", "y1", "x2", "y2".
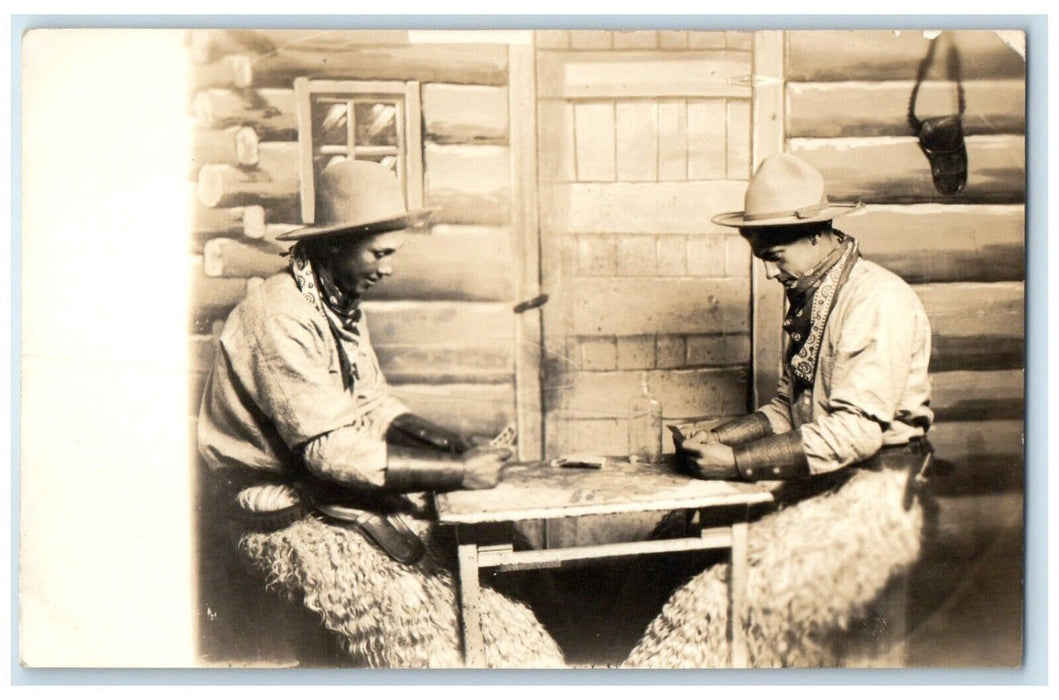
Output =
[
  {"x1": 535, "y1": 30, "x2": 758, "y2": 457},
  {"x1": 188, "y1": 30, "x2": 522, "y2": 441},
  {"x1": 785, "y1": 30, "x2": 1026, "y2": 494}
]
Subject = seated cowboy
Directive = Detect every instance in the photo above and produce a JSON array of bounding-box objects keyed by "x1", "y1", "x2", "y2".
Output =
[
  {"x1": 625, "y1": 154, "x2": 935, "y2": 668},
  {"x1": 197, "y1": 159, "x2": 564, "y2": 668}
]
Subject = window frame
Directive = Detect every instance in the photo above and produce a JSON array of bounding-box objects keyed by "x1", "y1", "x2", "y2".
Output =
[{"x1": 293, "y1": 77, "x2": 424, "y2": 224}]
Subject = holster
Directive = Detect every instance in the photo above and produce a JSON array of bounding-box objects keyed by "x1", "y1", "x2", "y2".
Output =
[
  {"x1": 857, "y1": 438, "x2": 936, "y2": 512},
  {"x1": 316, "y1": 504, "x2": 427, "y2": 566},
  {"x1": 207, "y1": 466, "x2": 429, "y2": 565},
  {"x1": 917, "y1": 115, "x2": 967, "y2": 196}
]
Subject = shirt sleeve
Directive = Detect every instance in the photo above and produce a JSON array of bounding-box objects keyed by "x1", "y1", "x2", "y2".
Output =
[
  {"x1": 302, "y1": 427, "x2": 388, "y2": 488},
  {"x1": 243, "y1": 311, "x2": 393, "y2": 486},
  {"x1": 798, "y1": 287, "x2": 917, "y2": 474},
  {"x1": 757, "y1": 370, "x2": 794, "y2": 434}
]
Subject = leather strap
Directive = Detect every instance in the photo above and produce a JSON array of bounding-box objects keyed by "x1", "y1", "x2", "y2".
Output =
[
  {"x1": 733, "y1": 431, "x2": 810, "y2": 481},
  {"x1": 711, "y1": 412, "x2": 773, "y2": 446},
  {"x1": 386, "y1": 412, "x2": 472, "y2": 455},
  {"x1": 384, "y1": 445, "x2": 466, "y2": 492},
  {"x1": 907, "y1": 39, "x2": 965, "y2": 132}
]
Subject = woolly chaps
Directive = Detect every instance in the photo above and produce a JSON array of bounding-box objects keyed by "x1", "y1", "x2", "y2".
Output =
[
  {"x1": 624, "y1": 467, "x2": 924, "y2": 668},
  {"x1": 239, "y1": 514, "x2": 565, "y2": 668}
]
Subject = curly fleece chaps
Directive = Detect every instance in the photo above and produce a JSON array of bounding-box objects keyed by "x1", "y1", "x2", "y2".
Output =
[
  {"x1": 240, "y1": 515, "x2": 564, "y2": 668},
  {"x1": 625, "y1": 467, "x2": 924, "y2": 668}
]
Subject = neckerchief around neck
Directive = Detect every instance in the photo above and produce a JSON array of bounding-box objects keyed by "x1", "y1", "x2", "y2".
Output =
[
  {"x1": 289, "y1": 244, "x2": 362, "y2": 389},
  {"x1": 784, "y1": 233, "x2": 860, "y2": 395}
]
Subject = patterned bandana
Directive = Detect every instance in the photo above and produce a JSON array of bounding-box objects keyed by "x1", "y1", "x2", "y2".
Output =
[
  {"x1": 783, "y1": 232, "x2": 860, "y2": 394},
  {"x1": 289, "y1": 243, "x2": 363, "y2": 389}
]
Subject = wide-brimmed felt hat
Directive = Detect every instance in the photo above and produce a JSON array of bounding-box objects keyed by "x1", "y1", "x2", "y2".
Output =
[
  {"x1": 711, "y1": 154, "x2": 862, "y2": 229},
  {"x1": 277, "y1": 159, "x2": 434, "y2": 242}
]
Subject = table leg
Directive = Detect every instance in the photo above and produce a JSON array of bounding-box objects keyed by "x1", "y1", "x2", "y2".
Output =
[
  {"x1": 729, "y1": 520, "x2": 749, "y2": 668},
  {"x1": 457, "y1": 542, "x2": 486, "y2": 667}
]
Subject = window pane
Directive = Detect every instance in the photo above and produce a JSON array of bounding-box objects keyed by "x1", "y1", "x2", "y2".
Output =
[
  {"x1": 312, "y1": 153, "x2": 349, "y2": 183},
  {"x1": 313, "y1": 100, "x2": 349, "y2": 148},
  {"x1": 354, "y1": 102, "x2": 398, "y2": 147},
  {"x1": 358, "y1": 153, "x2": 398, "y2": 173}
]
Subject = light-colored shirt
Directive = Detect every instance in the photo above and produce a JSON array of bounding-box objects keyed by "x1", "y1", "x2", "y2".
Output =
[
  {"x1": 757, "y1": 258, "x2": 934, "y2": 475},
  {"x1": 197, "y1": 272, "x2": 408, "y2": 488}
]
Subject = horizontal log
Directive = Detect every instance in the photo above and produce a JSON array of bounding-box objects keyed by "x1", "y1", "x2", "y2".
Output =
[
  {"x1": 191, "y1": 196, "x2": 256, "y2": 238},
  {"x1": 190, "y1": 191, "x2": 302, "y2": 238},
  {"x1": 789, "y1": 135, "x2": 1025, "y2": 204},
  {"x1": 554, "y1": 367, "x2": 749, "y2": 421},
  {"x1": 190, "y1": 125, "x2": 259, "y2": 176},
  {"x1": 202, "y1": 226, "x2": 516, "y2": 302},
  {"x1": 190, "y1": 377, "x2": 516, "y2": 430},
  {"x1": 929, "y1": 419, "x2": 1024, "y2": 495},
  {"x1": 570, "y1": 277, "x2": 750, "y2": 336},
  {"x1": 190, "y1": 54, "x2": 254, "y2": 92},
  {"x1": 787, "y1": 79, "x2": 1026, "y2": 138},
  {"x1": 190, "y1": 29, "x2": 415, "y2": 64},
  {"x1": 197, "y1": 164, "x2": 299, "y2": 208},
  {"x1": 238, "y1": 44, "x2": 509, "y2": 88},
  {"x1": 422, "y1": 84, "x2": 508, "y2": 144},
  {"x1": 188, "y1": 29, "x2": 412, "y2": 64},
  {"x1": 424, "y1": 144, "x2": 511, "y2": 225},
  {"x1": 192, "y1": 318, "x2": 512, "y2": 385},
  {"x1": 190, "y1": 257, "x2": 247, "y2": 332},
  {"x1": 363, "y1": 226, "x2": 515, "y2": 302},
  {"x1": 193, "y1": 88, "x2": 297, "y2": 139},
  {"x1": 930, "y1": 369, "x2": 1024, "y2": 422},
  {"x1": 188, "y1": 29, "x2": 269, "y2": 64},
  {"x1": 377, "y1": 347, "x2": 513, "y2": 385},
  {"x1": 388, "y1": 382, "x2": 516, "y2": 437},
  {"x1": 197, "y1": 143, "x2": 300, "y2": 208},
  {"x1": 541, "y1": 181, "x2": 746, "y2": 234},
  {"x1": 916, "y1": 282, "x2": 1025, "y2": 371},
  {"x1": 537, "y1": 50, "x2": 752, "y2": 99},
  {"x1": 930, "y1": 335, "x2": 1024, "y2": 373},
  {"x1": 202, "y1": 238, "x2": 289, "y2": 278},
  {"x1": 841, "y1": 204, "x2": 1025, "y2": 283},
  {"x1": 197, "y1": 298, "x2": 516, "y2": 384},
  {"x1": 916, "y1": 282, "x2": 1024, "y2": 338},
  {"x1": 787, "y1": 30, "x2": 1026, "y2": 82},
  {"x1": 363, "y1": 300, "x2": 514, "y2": 348}
]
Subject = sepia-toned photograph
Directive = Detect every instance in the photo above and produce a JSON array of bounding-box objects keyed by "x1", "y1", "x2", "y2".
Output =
[{"x1": 17, "y1": 21, "x2": 1033, "y2": 673}]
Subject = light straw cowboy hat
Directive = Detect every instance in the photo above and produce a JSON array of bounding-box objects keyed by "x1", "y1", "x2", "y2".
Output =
[
  {"x1": 711, "y1": 154, "x2": 862, "y2": 228},
  {"x1": 278, "y1": 159, "x2": 434, "y2": 241}
]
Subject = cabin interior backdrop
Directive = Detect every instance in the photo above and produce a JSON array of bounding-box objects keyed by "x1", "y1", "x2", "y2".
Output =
[{"x1": 186, "y1": 28, "x2": 1025, "y2": 666}]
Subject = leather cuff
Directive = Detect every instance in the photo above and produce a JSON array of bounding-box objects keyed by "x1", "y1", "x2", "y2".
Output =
[
  {"x1": 733, "y1": 431, "x2": 810, "y2": 481},
  {"x1": 384, "y1": 445, "x2": 466, "y2": 492},
  {"x1": 711, "y1": 412, "x2": 773, "y2": 446},
  {"x1": 386, "y1": 412, "x2": 471, "y2": 455}
]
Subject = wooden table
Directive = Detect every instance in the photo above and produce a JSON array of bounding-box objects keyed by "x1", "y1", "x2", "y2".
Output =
[{"x1": 434, "y1": 458, "x2": 774, "y2": 667}]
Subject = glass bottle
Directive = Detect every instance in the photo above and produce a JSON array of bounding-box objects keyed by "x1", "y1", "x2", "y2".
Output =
[{"x1": 628, "y1": 371, "x2": 662, "y2": 464}]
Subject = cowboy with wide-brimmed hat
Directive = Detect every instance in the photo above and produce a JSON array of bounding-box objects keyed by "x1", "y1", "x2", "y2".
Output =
[
  {"x1": 197, "y1": 159, "x2": 563, "y2": 667},
  {"x1": 625, "y1": 153, "x2": 936, "y2": 668}
]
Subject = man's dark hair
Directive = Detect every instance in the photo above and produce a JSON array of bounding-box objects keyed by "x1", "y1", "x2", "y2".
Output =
[
  {"x1": 300, "y1": 233, "x2": 361, "y2": 262},
  {"x1": 739, "y1": 220, "x2": 833, "y2": 245}
]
